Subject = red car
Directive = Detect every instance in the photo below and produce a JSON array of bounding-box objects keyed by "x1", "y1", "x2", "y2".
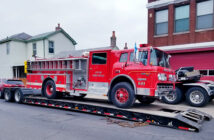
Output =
[{"x1": 0, "y1": 79, "x2": 25, "y2": 99}]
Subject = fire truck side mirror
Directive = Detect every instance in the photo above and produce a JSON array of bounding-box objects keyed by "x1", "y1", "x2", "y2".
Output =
[{"x1": 24, "y1": 61, "x2": 28, "y2": 74}]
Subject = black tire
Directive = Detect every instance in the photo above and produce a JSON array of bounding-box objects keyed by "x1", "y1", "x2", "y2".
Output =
[
  {"x1": 185, "y1": 87, "x2": 210, "y2": 107},
  {"x1": 137, "y1": 96, "x2": 156, "y2": 104},
  {"x1": 111, "y1": 82, "x2": 135, "y2": 108},
  {"x1": 14, "y1": 89, "x2": 24, "y2": 103},
  {"x1": 0, "y1": 90, "x2": 4, "y2": 99},
  {"x1": 43, "y1": 80, "x2": 57, "y2": 99},
  {"x1": 161, "y1": 87, "x2": 183, "y2": 104},
  {"x1": 4, "y1": 89, "x2": 14, "y2": 102},
  {"x1": 73, "y1": 94, "x2": 87, "y2": 100}
]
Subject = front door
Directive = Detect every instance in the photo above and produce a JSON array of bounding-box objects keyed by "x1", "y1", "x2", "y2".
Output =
[{"x1": 88, "y1": 51, "x2": 109, "y2": 94}]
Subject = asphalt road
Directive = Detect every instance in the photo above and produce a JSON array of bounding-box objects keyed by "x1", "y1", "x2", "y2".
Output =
[{"x1": 0, "y1": 99, "x2": 213, "y2": 140}]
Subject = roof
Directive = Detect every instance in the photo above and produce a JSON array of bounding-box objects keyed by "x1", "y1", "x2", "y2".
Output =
[
  {"x1": 147, "y1": 0, "x2": 188, "y2": 9},
  {"x1": 0, "y1": 29, "x2": 77, "y2": 45},
  {"x1": 0, "y1": 32, "x2": 32, "y2": 44},
  {"x1": 157, "y1": 41, "x2": 214, "y2": 51},
  {"x1": 54, "y1": 46, "x2": 119, "y2": 58},
  {"x1": 27, "y1": 29, "x2": 77, "y2": 45}
]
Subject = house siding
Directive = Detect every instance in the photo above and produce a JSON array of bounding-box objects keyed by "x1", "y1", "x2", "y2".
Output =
[{"x1": 0, "y1": 41, "x2": 27, "y2": 78}]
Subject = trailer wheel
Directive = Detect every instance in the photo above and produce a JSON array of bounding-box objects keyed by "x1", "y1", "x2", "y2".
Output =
[
  {"x1": 162, "y1": 87, "x2": 183, "y2": 104},
  {"x1": 14, "y1": 89, "x2": 23, "y2": 103},
  {"x1": 43, "y1": 80, "x2": 57, "y2": 99},
  {"x1": 4, "y1": 89, "x2": 14, "y2": 102},
  {"x1": 111, "y1": 82, "x2": 135, "y2": 108},
  {"x1": 186, "y1": 87, "x2": 210, "y2": 107},
  {"x1": 137, "y1": 96, "x2": 156, "y2": 104}
]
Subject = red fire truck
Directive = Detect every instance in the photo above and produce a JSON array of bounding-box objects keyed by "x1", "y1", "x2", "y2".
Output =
[
  {"x1": 25, "y1": 44, "x2": 176, "y2": 108},
  {"x1": 1, "y1": 45, "x2": 212, "y2": 132}
]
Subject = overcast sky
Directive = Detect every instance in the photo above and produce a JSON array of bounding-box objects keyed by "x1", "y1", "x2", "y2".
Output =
[{"x1": 0, "y1": 0, "x2": 148, "y2": 50}]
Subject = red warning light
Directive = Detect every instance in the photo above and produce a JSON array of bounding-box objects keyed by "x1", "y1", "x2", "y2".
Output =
[{"x1": 139, "y1": 44, "x2": 150, "y2": 48}]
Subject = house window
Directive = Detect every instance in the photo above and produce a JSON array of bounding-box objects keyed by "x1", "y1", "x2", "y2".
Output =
[
  {"x1": 48, "y1": 41, "x2": 54, "y2": 54},
  {"x1": 175, "y1": 5, "x2": 190, "y2": 33},
  {"x1": 119, "y1": 53, "x2": 128, "y2": 62},
  {"x1": 32, "y1": 43, "x2": 37, "y2": 56},
  {"x1": 155, "y1": 9, "x2": 168, "y2": 35},
  {"x1": 197, "y1": 0, "x2": 213, "y2": 29},
  {"x1": 6, "y1": 42, "x2": 10, "y2": 55}
]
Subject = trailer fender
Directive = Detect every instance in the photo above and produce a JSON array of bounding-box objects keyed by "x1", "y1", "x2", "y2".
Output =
[{"x1": 183, "y1": 83, "x2": 213, "y2": 96}]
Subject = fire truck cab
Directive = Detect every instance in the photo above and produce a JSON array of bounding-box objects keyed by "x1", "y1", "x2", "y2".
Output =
[{"x1": 26, "y1": 45, "x2": 176, "y2": 108}]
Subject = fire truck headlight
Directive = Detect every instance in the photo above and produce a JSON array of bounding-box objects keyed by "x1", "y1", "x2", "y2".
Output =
[{"x1": 158, "y1": 73, "x2": 167, "y2": 81}]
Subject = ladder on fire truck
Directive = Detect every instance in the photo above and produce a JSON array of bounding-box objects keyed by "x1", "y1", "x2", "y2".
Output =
[{"x1": 27, "y1": 57, "x2": 87, "y2": 71}]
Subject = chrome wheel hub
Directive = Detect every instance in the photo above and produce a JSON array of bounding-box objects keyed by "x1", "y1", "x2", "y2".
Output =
[{"x1": 190, "y1": 91, "x2": 204, "y2": 104}]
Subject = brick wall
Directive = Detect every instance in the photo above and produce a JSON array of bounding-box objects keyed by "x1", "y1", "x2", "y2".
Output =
[{"x1": 148, "y1": 0, "x2": 214, "y2": 47}]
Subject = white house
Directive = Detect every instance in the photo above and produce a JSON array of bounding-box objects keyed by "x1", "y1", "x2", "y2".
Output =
[{"x1": 0, "y1": 24, "x2": 77, "y2": 78}]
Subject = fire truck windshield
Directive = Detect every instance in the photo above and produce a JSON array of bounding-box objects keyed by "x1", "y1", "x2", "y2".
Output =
[{"x1": 150, "y1": 48, "x2": 170, "y2": 68}]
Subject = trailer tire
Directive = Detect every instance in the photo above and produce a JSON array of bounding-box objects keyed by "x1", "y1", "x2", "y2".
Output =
[
  {"x1": 14, "y1": 89, "x2": 24, "y2": 103},
  {"x1": 4, "y1": 89, "x2": 14, "y2": 102},
  {"x1": 186, "y1": 87, "x2": 210, "y2": 107},
  {"x1": 137, "y1": 96, "x2": 156, "y2": 104},
  {"x1": 43, "y1": 80, "x2": 57, "y2": 99},
  {"x1": 162, "y1": 87, "x2": 183, "y2": 104},
  {"x1": 111, "y1": 82, "x2": 135, "y2": 108}
]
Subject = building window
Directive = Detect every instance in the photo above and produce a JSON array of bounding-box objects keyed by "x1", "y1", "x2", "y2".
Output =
[
  {"x1": 32, "y1": 43, "x2": 37, "y2": 56},
  {"x1": 155, "y1": 9, "x2": 168, "y2": 35},
  {"x1": 92, "y1": 53, "x2": 107, "y2": 64},
  {"x1": 119, "y1": 53, "x2": 128, "y2": 62},
  {"x1": 175, "y1": 5, "x2": 190, "y2": 33},
  {"x1": 199, "y1": 70, "x2": 214, "y2": 76},
  {"x1": 6, "y1": 42, "x2": 10, "y2": 55},
  {"x1": 48, "y1": 41, "x2": 54, "y2": 54},
  {"x1": 197, "y1": 0, "x2": 213, "y2": 29}
]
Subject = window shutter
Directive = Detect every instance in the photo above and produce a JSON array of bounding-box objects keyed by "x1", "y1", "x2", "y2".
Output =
[
  {"x1": 156, "y1": 10, "x2": 168, "y2": 23},
  {"x1": 175, "y1": 5, "x2": 189, "y2": 20},
  {"x1": 197, "y1": 0, "x2": 213, "y2": 16}
]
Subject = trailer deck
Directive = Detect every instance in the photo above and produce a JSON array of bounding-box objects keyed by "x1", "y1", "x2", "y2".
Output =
[{"x1": 22, "y1": 95, "x2": 212, "y2": 132}]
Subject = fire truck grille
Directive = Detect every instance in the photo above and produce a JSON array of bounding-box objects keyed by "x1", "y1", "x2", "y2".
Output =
[{"x1": 157, "y1": 84, "x2": 173, "y2": 90}]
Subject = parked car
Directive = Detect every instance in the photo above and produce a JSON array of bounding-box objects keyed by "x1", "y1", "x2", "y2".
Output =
[{"x1": 0, "y1": 79, "x2": 24, "y2": 99}]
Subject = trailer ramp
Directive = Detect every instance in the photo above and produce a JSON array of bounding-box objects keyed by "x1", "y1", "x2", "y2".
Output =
[{"x1": 23, "y1": 96, "x2": 212, "y2": 132}]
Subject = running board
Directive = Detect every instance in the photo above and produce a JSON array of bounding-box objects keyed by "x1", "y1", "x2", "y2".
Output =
[{"x1": 23, "y1": 97, "x2": 212, "y2": 132}]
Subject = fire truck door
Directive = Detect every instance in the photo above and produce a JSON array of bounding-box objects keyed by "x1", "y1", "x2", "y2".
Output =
[
  {"x1": 89, "y1": 52, "x2": 109, "y2": 82},
  {"x1": 87, "y1": 52, "x2": 109, "y2": 94}
]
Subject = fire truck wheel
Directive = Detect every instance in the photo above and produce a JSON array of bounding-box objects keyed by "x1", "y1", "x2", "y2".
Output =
[
  {"x1": 4, "y1": 89, "x2": 14, "y2": 102},
  {"x1": 43, "y1": 80, "x2": 57, "y2": 99},
  {"x1": 14, "y1": 89, "x2": 23, "y2": 103},
  {"x1": 111, "y1": 82, "x2": 135, "y2": 108},
  {"x1": 137, "y1": 96, "x2": 156, "y2": 104},
  {"x1": 186, "y1": 87, "x2": 210, "y2": 107},
  {"x1": 161, "y1": 87, "x2": 183, "y2": 104}
]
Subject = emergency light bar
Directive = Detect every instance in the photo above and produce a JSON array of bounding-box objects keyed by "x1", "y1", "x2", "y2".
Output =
[{"x1": 139, "y1": 44, "x2": 150, "y2": 48}]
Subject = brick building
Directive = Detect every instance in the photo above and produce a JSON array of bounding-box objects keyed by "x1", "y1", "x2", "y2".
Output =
[{"x1": 147, "y1": 0, "x2": 214, "y2": 81}]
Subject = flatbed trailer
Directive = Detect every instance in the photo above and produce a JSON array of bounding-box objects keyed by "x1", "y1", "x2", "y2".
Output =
[{"x1": 2, "y1": 88, "x2": 212, "y2": 132}]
